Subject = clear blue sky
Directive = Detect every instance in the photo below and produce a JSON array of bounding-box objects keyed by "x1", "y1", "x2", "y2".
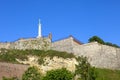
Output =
[{"x1": 0, "y1": 0, "x2": 120, "y2": 45}]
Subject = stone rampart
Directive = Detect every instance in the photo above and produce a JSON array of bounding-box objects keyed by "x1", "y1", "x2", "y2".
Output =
[
  {"x1": 0, "y1": 37, "x2": 51, "y2": 50},
  {"x1": 0, "y1": 43, "x2": 11, "y2": 49},
  {"x1": 52, "y1": 37, "x2": 74, "y2": 53},
  {"x1": 52, "y1": 37, "x2": 120, "y2": 70},
  {"x1": 0, "y1": 36, "x2": 120, "y2": 70},
  {"x1": 0, "y1": 62, "x2": 29, "y2": 79},
  {"x1": 73, "y1": 42, "x2": 120, "y2": 70}
]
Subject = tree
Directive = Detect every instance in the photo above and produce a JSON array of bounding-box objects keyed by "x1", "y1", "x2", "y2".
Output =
[
  {"x1": 88, "y1": 36, "x2": 105, "y2": 44},
  {"x1": 105, "y1": 42, "x2": 120, "y2": 48},
  {"x1": 75, "y1": 56, "x2": 97, "y2": 80},
  {"x1": 88, "y1": 36, "x2": 120, "y2": 48},
  {"x1": 22, "y1": 66, "x2": 41, "y2": 80},
  {"x1": 42, "y1": 68, "x2": 73, "y2": 80}
]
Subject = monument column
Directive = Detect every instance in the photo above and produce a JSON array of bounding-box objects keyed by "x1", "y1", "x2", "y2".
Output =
[{"x1": 37, "y1": 19, "x2": 42, "y2": 38}]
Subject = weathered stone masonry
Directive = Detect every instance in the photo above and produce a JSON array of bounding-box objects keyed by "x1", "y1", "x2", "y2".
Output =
[
  {"x1": 0, "y1": 37, "x2": 51, "y2": 50},
  {"x1": 52, "y1": 36, "x2": 120, "y2": 70},
  {"x1": 0, "y1": 35, "x2": 120, "y2": 70},
  {"x1": 0, "y1": 62, "x2": 29, "y2": 80}
]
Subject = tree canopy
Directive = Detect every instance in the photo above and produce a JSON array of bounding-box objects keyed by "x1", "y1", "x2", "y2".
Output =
[
  {"x1": 75, "y1": 56, "x2": 97, "y2": 80},
  {"x1": 22, "y1": 66, "x2": 41, "y2": 80},
  {"x1": 88, "y1": 36, "x2": 105, "y2": 44},
  {"x1": 42, "y1": 68, "x2": 73, "y2": 80},
  {"x1": 88, "y1": 36, "x2": 120, "y2": 48}
]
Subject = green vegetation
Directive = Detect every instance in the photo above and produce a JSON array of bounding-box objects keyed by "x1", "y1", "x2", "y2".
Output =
[
  {"x1": 75, "y1": 56, "x2": 120, "y2": 80},
  {"x1": 22, "y1": 67, "x2": 73, "y2": 80},
  {"x1": 88, "y1": 36, "x2": 120, "y2": 48},
  {"x1": 42, "y1": 68, "x2": 73, "y2": 80},
  {"x1": 88, "y1": 36, "x2": 105, "y2": 44},
  {"x1": 22, "y1": 66, "x2": 42, "y2": 80},
  {"x1": 3, "y1": 67, "x2": 120, "y2": 80},
  {"x1": 1, "y1": 49, "x2": 120, "y2": 80},
  {"x1": 0, "y1": 49, "x2": 75, "y2": 64},
  {"x1": 105, "y1": 42, "x2": 120, "y2": 48},
  {"x1": 75, "y1": 56, "x2": 97, "y2": 80},
  {"x1": 2, "y1": 77, "x2": 18, "y2": 80},
  {"x1": 95, "y1": 68, "x2": 120, "y2": 80}
]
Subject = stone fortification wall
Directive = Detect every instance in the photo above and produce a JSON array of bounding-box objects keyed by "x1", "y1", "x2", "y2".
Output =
[
  {"x1": 52, "y1": 37, "x2": 74, "y2": 53},
  {"x1": 73, "y1": 42, "x2": 120, "y2": 70},
  {"x1": 10, "y1": 37, "x2": 51, "y2": 50},
  {"x1": 0, "y1": 62, "x2": 29, "y2": 79},
  {"x1": 53, "y1": 43, "x2": 120, "y2": 70},
  {"x1": 52, "y1": 38, "x2": 120, "y2": 70},
  {"x1": 0, "y1": 43, "x2": 11, "y2": 49},
  {"x1": 0, "y1": 36, "x2": 120, "y2": 70},
  {"x1": 0, "y1": 37, "x2": 51, "y2": 50}
]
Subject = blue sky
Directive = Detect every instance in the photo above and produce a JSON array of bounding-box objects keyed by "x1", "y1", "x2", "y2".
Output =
[{"x1": 0, "y1": 0, "x2": 120, "y2": 45}]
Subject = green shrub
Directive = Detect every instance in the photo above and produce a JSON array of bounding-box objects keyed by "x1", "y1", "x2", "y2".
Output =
[
  {"x1": 0, "y1": 53, "x2": 17, "y2": 63},
  {"x1": 0, "y1": 49, "x2": 75, "y2": 64},
  {"x1": 42, "y1": 68, "x2": 73, "y2": 80},
  {"x1": 75, "y1": 56, "x2": 97, "y2": 80},
  {"x1": 88, "y1": 36, "x2": 105, "y2": 44},
  {"x1": 105, "y1": 42, "x2": 120, "y2": 48},
  {"x1": 38, "y1": 57, "x2": 44, "y2": 65},
  {"x1": 2, "y1": 76, "x2": 18, "y2": 80},
  {"x1": 88, "y1": 36, "x2": 120, "y2": 48},
  {"x1": 22, "y1": 66, "x2": 41, "y2": 80}
]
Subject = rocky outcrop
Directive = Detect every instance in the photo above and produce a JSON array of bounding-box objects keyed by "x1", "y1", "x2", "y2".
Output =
[{"x1": 17, "y1": 56, "x2": 78, "y2": 74}]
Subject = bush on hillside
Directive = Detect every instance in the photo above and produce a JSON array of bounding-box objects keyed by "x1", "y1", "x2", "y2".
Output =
[
  {"x1": 105, "y1": 42, "x2": 120, "y2": 48},
  {"x1": 22, "y1": 66, "x2": 41, "y2": 80},
  {"x1": 88, "y1": 36, "x2": 105, "y2": 44},
  {"x1": 42, "y1": 68, "x2": 73, "y2": 80},
  {"x1": 0, "y1": 49, "x2": 75, "y2": 64},
  {"x1": 88, "y1": 36, "x2": 120, "y2": 48},
  {"x1": 75, "y1": 56, "x2": 97, "y2": 80}
]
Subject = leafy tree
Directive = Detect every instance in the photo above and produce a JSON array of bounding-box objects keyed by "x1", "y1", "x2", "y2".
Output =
[
  {"x1": 88, "y1": 67, "x2": 97, "y2": 80},
  {"x1": 105, "y1": 42, "x2": 120, "y2": 48},
  {"x1": 88, "y1": 36, "x2": 105, "y2": 44},
  {"x1": 42, "y1": 68, "x2": 73, "y2": 80},
  {"x1": 22, "y1": 66, "x2": 41, "y2": 80},
  {"x1": 88, "y1": 36, "x2": 120, "y2": 48},
  {"x1": 75, "y1": 56, "x2": 97, "y2": 80}
]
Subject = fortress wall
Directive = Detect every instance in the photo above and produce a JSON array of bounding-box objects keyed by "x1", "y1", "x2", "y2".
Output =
[
  {"x1": 73, "y1": 42, "x2": 120, "y2": 70},
  {"x1": 0, "y1": 62, "x2": 29, "y2": 79},
  {"x1": 11, "y1": 37, "x2": 51, "y2": 50},
  {"x1": 0, "y1": 43, "x2": 11, "y2": 49},
  {"x1": 73, "y1": 42, "x2": 101, "y2": 56},
  {"x1": 52, "y1": 37, "x2": 74, "y2": 53},
  {"x1": 0, "y1": 36, "x2": 120, "y2": 70},
  {"x1": 52, "y1": 39, "x2": 120, "y2": 70},
  {"x1": 0, "y1": 37, "x2": 51, "y2": 50}
]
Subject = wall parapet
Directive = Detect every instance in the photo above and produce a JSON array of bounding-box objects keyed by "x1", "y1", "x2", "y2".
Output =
[{"x1": 0, "y1": 37, "x2": 51, "y2": 50}]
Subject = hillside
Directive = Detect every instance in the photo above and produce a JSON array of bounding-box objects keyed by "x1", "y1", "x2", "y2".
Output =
[
  {"x1": 0, "y1": 49, "x2": 76, "y2": 79},
  {"x1": 0, "y1": 49, "x2": 120, "y2": 80}
]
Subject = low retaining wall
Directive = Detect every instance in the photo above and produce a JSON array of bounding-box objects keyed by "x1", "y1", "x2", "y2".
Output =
[{"x1": 0, "y1": 62, "x2": 29, "y2": 79}]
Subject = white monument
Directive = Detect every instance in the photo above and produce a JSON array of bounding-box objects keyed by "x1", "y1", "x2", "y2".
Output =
[{"x1": 37, "y1": 19, "x2": 42, "y2": 38}]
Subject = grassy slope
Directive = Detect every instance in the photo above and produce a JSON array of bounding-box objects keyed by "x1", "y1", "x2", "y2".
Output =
[
  {"x1": 95, "y1": 68, "x2": 120, "y2": 80},
  {"x1": 0, "y1": 49, "x2": 120, "y2": 80},
  {"x1": 0, "y1": 49, "x2": 75, "y2": 64}
]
